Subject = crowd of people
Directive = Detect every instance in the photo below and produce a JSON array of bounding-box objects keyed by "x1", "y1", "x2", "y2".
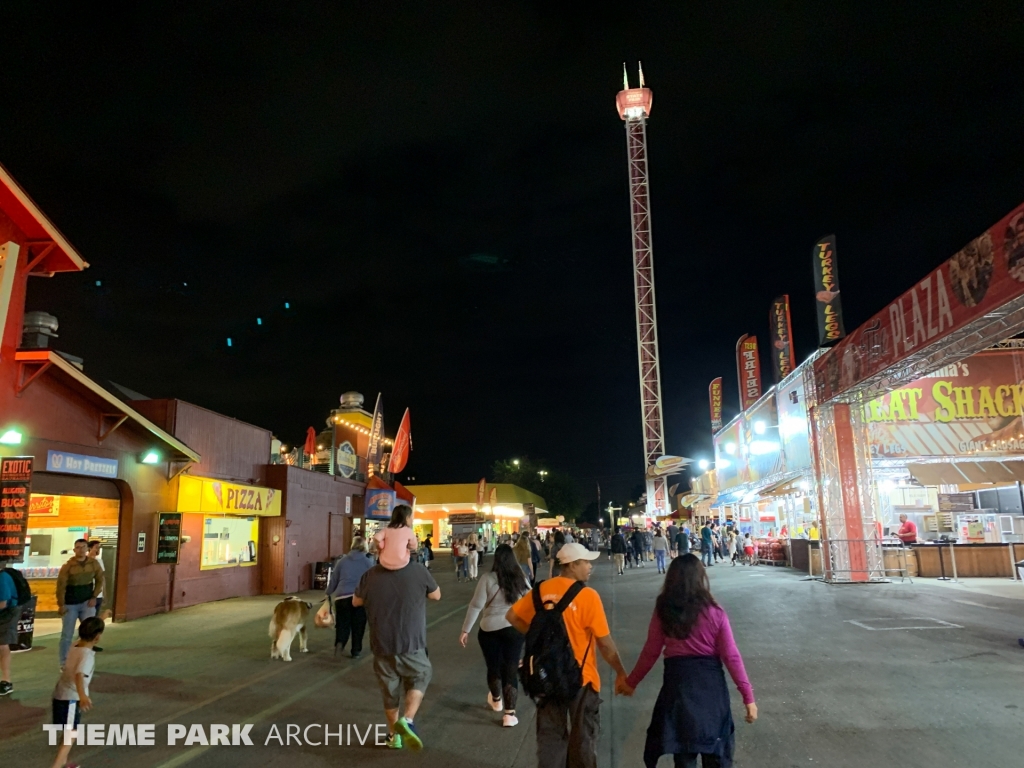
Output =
[
  {"x1": 323, "y1": 505, "x2": 758, "y2": 766},
  {"x1": 0, "y1": 506, "x2": 759, "y2": 767}
]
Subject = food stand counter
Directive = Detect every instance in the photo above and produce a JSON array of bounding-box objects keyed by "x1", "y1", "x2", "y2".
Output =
[{"x1": 912, "y1": 542, "x2": 1021, "y2": 578}]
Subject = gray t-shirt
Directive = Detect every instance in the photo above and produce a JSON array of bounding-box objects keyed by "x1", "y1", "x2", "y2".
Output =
[{"x1": 355, "y1": 562, "x2": 438, "y2": 657}]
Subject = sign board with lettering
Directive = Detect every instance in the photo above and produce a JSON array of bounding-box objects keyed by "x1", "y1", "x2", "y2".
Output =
[
  {"x1": 46, "y1": 450, "x2": 118, "y2": 478},
  {"x1": 448, "y1": 513, "x2": 484, "y2": 525},
  {"x1": 735, "y1": 334, "x2": 763, "y2": 411},
  {"x1": 815, "y1": 202, "x2": 1024, "y2": 402},
  {"x1": 335, "y1": 441, "x2": 358, "y2": 479},
  {"x1": 177, "y1": 475, "x2": 281, "y2": 517},
  {"x1": 0, "y1": 456, "x2": 33, "y2": 561},
  {"x1": 155, "y1": 512, "x2": 183, "y2": 564},
  {"x1": 365, "y1": 488, "x2": 396, "y2": 519},
  {"x1": 865, "y1": 348, "x2": 1024, "y2": 458}
]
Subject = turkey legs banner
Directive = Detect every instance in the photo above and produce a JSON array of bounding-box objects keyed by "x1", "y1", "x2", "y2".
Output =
[
  {"x1": 366, "y1": 393, "x2": 385, "y2": 475},
  {"x1": 770, "y1": 295, "x2": 796, "y2": 383},
  {"x1": 813, "y1": 235, "x2": 846, "y2": 346},
  {"x1": 388, "y1": 408, "x2": 412, "y2": 474},
  {"x1": 709, "y1": 377, "x2": 723, "y2": 432},
  {"x1": 814, "y1": 201, "x2": 1024, "y2": 403},
  {"x1": 736, "y1": 335, "x2": 763, "y2": 411}
]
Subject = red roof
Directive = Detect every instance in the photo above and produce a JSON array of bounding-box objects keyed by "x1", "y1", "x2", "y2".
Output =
[
  {"x1": 366, "y1": 475, "x2": 393, "y2": 491},
  {"x1": 0, "y1": 163, "x2": 87, "y2": 273},
  {"x1": 393, "y1": 481, "x2": 415, "y2": 503}
]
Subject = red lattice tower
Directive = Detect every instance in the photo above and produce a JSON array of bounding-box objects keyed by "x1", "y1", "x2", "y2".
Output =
[{"x1": 616, "y1": 64, "x2": 667, "y2": 517}]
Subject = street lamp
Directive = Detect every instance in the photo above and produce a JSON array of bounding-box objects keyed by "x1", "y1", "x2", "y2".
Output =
[
  {"x1": 698, "y1": 459, "x2": 710, "y2": 470},
  {"x1": 605, "y1": 502, "x2": 622, "y2": 529},
  {"x1": 512, "y1": 459, "x2": 520, "y2": 467},
  {"x1": 538, "y1": 470, "x2": 548, "y2": 482}
]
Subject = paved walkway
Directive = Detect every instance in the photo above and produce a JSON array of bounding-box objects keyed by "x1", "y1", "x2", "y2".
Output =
[{"x1": 2, "y1": 557, "x2": 1022, "y2": 766}]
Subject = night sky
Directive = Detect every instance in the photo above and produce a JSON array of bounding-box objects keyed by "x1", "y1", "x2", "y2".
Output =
[{"x1": 2, "y1": 3, "x2": 1022, "y2": 503}]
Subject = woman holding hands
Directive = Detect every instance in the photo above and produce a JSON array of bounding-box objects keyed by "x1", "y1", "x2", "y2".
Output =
[{"x1": 619, "y1": 553, "x2": 756, "y2": 768}]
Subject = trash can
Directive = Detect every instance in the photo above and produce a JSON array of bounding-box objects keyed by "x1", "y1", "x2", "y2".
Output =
[
  {"x1": 1017, "y1": 560, "x2": 1024, "y2": 582},
  {"x1": 312, "y1": 561, "x2": 332, "y2": 591},
  {"x1": 11, "y1": 595, "x2": 37, "y2": 653}
]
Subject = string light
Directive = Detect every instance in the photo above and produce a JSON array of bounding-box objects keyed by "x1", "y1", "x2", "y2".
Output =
[{"x1": 333, "y1": 417, "x2": 394, "y2": 445}]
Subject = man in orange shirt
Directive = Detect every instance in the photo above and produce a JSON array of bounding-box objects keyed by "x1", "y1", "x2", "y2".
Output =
[{"x1": 507, "y1": 543, "x2": 630, "y2": 768}]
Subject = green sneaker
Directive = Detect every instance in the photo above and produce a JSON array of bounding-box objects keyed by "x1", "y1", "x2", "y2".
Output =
[
  {"x1": 387, "y1": 733, "x2": 403, "y2": 749},
  {"x1": 395, "y1": 717, "x2": 422, "y2": 751}
]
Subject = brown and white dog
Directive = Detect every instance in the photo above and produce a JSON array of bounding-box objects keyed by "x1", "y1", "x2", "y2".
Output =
[{"x1": 269, "y1": 596, "x2": 312, "y2": 661}]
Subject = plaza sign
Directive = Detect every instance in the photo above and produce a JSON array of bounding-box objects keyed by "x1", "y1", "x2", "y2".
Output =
[{"x1": 815, "y1": 201, "x2": 1024, "y2": 402}]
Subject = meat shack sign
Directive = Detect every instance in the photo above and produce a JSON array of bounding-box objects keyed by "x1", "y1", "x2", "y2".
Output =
[{"x1": 815, "y1": 202, "x2": 1024, "y2": 402}]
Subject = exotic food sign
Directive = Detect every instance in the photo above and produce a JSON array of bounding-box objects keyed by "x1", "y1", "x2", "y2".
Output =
[
  {"x1": 0, "y1": 456, "x2": 32, "y2": 561},
  {"x1": 736, "y1": 334, "x2": 763, "y2": 411},
  {"x1": 816, "y1": 202, "x2": 1024, "y2": 402},
  {"x1": 813, "y1": 235, "x2": 846, "y2": 346},
  {"x1": 709, "y1": 377, "x2": 723, "y2": 432},
  {"x1": 770, "y1": 295, "x2": 796, "y2": 383},
  {"x1": 864, "y1": 348, "x2": 1024, "y2": 458}
]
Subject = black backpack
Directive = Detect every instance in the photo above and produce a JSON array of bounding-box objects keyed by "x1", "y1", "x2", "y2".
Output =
[
  {"x1": 0, "y1": 567, "x2": 32, "y2": 623},
  {"x1": 519, "y1": 581, "x2": 591, "y2": 705}
]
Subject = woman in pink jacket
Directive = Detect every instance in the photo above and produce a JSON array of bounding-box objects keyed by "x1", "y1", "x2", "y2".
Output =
[{"x1": 620, "y1": 553, "x2": 757, "y2": 768}]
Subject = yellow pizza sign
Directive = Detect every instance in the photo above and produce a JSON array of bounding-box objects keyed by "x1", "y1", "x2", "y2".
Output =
[{"x1": 177, "y1": 475, "x2": 281, "y2": 517}]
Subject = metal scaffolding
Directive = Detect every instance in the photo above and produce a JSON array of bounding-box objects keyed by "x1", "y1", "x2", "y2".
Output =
[{"x1": 618, "y1": 68, "x2": 668, "y2": 515}]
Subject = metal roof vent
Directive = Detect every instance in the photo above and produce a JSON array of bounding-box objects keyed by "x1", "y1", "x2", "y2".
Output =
[
  {"x1": 339, "y1": 391, "x2": 364, "y2": 409},
  {"x1": 22, "y1": 311, "x2": 59, "y2": 349}
]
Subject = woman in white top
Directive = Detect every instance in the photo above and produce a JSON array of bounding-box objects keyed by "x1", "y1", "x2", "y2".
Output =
[
  {"x1": 459, "y1": 544, "x2": 530, "y2": 727},
  {"x1": 467, "y1": 533, "x2": 480, "y2": 580}
]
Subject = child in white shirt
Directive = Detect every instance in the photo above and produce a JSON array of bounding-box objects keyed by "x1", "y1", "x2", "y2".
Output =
[{"x1": 50, "y1": 615, "x2": 104, "y2": 768}]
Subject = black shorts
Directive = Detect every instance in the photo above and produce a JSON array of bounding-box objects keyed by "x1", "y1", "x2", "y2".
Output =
[{"x1": 53, "y1": 699, "x2": 82, "y2": 729}]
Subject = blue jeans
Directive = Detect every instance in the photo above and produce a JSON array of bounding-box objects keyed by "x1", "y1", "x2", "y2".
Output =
[
  {"x1": 701, "y1": 547, "x2": 713, "y2": 566},
  {"x1": 60, "y1": 602, "x2": 96, "y2": 665},
  {"x1": 655, "y1": 550, "x2": 666, "y2": 571}
]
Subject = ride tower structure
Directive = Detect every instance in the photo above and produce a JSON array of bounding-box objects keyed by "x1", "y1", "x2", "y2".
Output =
[{"x1": 616, "y1": 63, "x2": 667, "y2": 518}]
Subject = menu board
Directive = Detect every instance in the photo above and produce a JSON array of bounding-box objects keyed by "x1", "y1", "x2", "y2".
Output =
[
  {"x1": 0, "y1": 456, "x2": 33, "y2": 561},
  {"x1": 155, "y1": 512, "x2": 183, "y2": 564}
]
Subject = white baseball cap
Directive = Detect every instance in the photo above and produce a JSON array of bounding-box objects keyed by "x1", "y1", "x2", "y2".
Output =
[{"x1": 557, "y1": 542, "x2": 601, "y2": 564}]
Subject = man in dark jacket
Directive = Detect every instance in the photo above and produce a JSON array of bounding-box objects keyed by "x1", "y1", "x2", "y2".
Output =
[
  {"x1": 675, "y1": 528, "x2": 691, "y2": 556},
  {"x1": 610, "y1": 528, "x2": 627, "y2": 575},
  {"x1": 630, "y1": 529, "x2": 646, "y2": 568}
]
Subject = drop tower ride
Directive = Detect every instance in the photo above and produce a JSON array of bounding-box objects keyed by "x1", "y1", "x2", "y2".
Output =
[{"x1": 616, "y1": 63, "x2": 667, "y2": 518}]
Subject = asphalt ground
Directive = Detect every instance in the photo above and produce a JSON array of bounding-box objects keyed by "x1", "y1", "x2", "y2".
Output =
[{"x1": 1, "y1": 554, "x2": 1022, "y2": 767}]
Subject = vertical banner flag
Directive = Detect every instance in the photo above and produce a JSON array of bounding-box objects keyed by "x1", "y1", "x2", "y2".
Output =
[
  {"x1": 388, "y1": 408, "x2": 412, "y2": 473},
  {"x1": 0, "y1": 455, "x2": 33, "y2": 562},
  {"x1": 770, "y1": 295, "x2": 796, "y2": 383},
  {"x1": 489, "y1": 486, "x2": 498, "y2": 515},
  {"x1": 366, "y1": 393, "x2": 385, "y2": 474},
  {"x1": 735, "y1": 334, "x2": 763, "y2": 411},
  {"x1": 709, "y1": 377, "x2": 723, "y2": 432},
  {"x1": 476, "y1": 478, "x2": 487, "y2": 506},
  {"x1": 813, "y1": 235, "x2": 846, "y2": 346}
]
